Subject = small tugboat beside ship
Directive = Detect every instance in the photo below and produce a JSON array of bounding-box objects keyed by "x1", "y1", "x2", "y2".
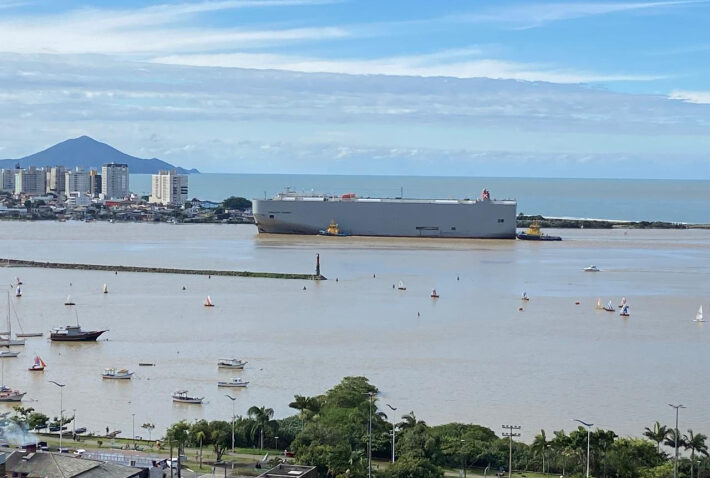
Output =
[{"x1": 516, "y1": 221, "x2": 562, "y2": 241}]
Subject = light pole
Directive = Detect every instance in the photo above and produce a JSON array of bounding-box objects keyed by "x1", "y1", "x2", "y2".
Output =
[
  {"x1": 502, "y1": 425, "x2": 520, "y2": 478},
  {"x1": 386, "y1": 404, "x2": 397, "y2": 463},
  {"x1": 572, "y1": 419, "x2": 593, "y2": 478},
  {"x1": 49, "y1": 381, "x2": 65, "y2": 451},
  {"x1": 275, "y1": 436, "x2": 279, "y2": 450},
  {"x1": 225, "y1": 394, "x2": 236, "y2": 453},
  {"x1": 72, "y1": 409, "x2": 76, "y2": 437},
  {"x1": 132, "y1": 413, "x2": 136, "y2": 449},
  {"x1": 669, "y1": 404, "x2": 686, "y2": 478}
]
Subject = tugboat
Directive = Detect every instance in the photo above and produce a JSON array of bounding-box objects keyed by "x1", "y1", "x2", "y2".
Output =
[
  {"x1": 319, "y1": 220, "x2": 349, "y2": 236},
  {"x1": 50, "y1": 324, "x2": 107, "y2": 342},
  {"x1": 516, "y1": 221, "x2": 562, "y2": 241}
]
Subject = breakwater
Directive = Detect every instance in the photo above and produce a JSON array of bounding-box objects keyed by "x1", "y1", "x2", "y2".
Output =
[{"x1": 0, "y1": 258, "x2": 326, "y2": 280}]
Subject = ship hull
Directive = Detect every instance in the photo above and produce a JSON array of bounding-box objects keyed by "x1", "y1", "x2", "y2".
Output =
[
  {"x1": 253, "y1": 198, "x2": 517, "y2": 239},
  {"x1": 50, "y1": 330, "x2": 106, "y2": 342}
]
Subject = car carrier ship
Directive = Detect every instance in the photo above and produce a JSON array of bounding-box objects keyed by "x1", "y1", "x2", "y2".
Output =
[{"x1": 252, "y1": 189, "x2": 517, "y2": 239}]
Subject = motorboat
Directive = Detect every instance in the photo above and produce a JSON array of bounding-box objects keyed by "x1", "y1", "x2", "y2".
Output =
[
  {"x1": 0, "y1": 350, "x2": 19, "y2": 358},
  {"x1": 516, "y1": 221, "x2": 562, "y2": 241},
  {"x1": 217, "y1": 378, "x2": 249, "y2": 388},
  {"x1": 102, "y1": 368, "x2": 133, "y2": 379},
  {"x1": 584, "y1": 265, "x2": 600, "y2": 272},
  {"x1": 172, "y1": 390, "x2": 204, "y2": 404},
  {"x1": 29, "y1": 355, "x2": 46, "y2": 371},
  {"x1": 431, "y1": 289, "x2": 439, "y2": 299},
  {"x1": 218, "y1": 358, "x2": 247, "y2": 369},
  {"x1": 0, "y1": 386, "x2": 25, "y2": 402},
  {"x1": 50, "y1": 325, "x2": 107, "y2": 342},
  {"x1": 204, "y1": 296, "x2": 214, "y2": 307}
]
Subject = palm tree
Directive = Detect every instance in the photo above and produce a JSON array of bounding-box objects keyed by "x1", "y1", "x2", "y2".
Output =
[
  {"x1": 141, "y1": 423, "x2": 155, "y2": 442},
  {"x1": 194, "y1": 430, "x2": 206, "y2": 467},
  {"x1": 289, "y1": 395, "x2": 315, "y2": 430},
  {"x1": 531, "y1": 429, "x2": 549, "y2": 473},
  {"x1": 550, "y1": 429, "x2": 571, "y2": 476},
  {"x1": 643, "y1": 421, "x2": 670, "y2": 453},
  {"x1": 397, "y1": 411, "x2": 423, "y2": 430},
  {"x1": 247, "y1": 405, "x2": 274, "y2": 449},
  {"x1": 683, "y1": 429, "x2": 709, "y2": 478}
]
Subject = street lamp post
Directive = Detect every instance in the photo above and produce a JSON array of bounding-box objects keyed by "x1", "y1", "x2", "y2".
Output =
[
  {"x1": 386, "y1": 404, "x2": 397, "y2": 463},
  {"x1": 275, "y1": 436, "x2": 279, "y2": 450},
  {"x1": 669, "y1": 404, "x2": 686, "y2": 478},
  {"x1": 502, "y1": 425, "x2": 520, "y2": 478},
  {"x1": 49, "y1": 381, "x2": 65, "y2": 451},
  {"x1": 72, "y1": 409, "x2": 76, "y2": 437},
  {"x1": 132, "y1": 413, "x2": 136, "y2": 449},
  {"x1": 225, "y1": 395, "x2": 236, "y2": 453},
  {"x1": 572, "y1": 419, "x2": 594, "y2": 478}
]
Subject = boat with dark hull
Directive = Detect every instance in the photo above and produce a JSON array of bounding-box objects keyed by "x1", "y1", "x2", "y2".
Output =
[
  {"x1": 50, "y1": 325, "x2": 107, "y2": 342},
  {"x1": 516, "y1": 221, "x2": 562, "y2": 241}
]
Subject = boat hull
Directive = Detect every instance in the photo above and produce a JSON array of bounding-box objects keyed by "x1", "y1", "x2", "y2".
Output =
[
  {"x1": 102, "y1": 375, "x2": 133, "y2": 379},
  {"x1": 217, "y1": 382, "x2": 248, "y2": 388},
  {"x1": 0, "y1": 393, "x2": 25, "y2": 402},
  {"x1": 516, "y1": 233, "x2": 562, "y2": 241},
  {"x1": 50, "y1": 330, "x2": 106, "y2": 341},
  {"x1": 172, "y1": 398, "x2": 203, "y2": 404},
  {"x1": 16, "y1": 333, "x2": 43, "y2": 338},
  {"x1": 253, "y1": 197, "x2": 517, "y2": 239}
]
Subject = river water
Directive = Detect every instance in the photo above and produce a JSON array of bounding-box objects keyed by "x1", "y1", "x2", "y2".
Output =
[{"x1": 1, "y1": 222, "x2": 709, "y2": 441}]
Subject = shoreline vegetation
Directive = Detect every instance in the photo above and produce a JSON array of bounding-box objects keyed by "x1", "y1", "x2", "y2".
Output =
[
  {"x1": 0, "y1": 258, "x2": 326, "y2": 280},
  {"x1": 517, "y1": 214, "x2": 701, "y2": 229},
  {"x1": 6, "y1": 376, "x2": 708, "y2": 478}
]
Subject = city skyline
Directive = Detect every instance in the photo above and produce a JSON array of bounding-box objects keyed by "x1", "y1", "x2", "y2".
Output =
[{"x1": 1, "y1": 0, "x2": 709, "y2": 177}]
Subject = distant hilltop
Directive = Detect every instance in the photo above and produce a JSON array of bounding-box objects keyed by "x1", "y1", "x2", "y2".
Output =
[{"x1": 0, "y1": 136, "x2": 199, "y2": 174}]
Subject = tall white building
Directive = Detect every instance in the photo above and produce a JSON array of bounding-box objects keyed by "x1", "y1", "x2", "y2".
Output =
[
  {"x1": 150, "y1": 170, "x2": 188, "y2": 206},
  {"x1": 14, "y1": 167, "x2": 47, "y2": 195},
  {"x1": 0, "y1": 169, "x2": 16, "y2": 192},
  {"x1": 101, "y1": 163, "x2": 129, "y2": 199},
  {"x1": 65, "y1": 167, "x2": 91, "y2": 194},
  {"x1": 48, "y1": 166, "x2": 66, "y2": 194}
]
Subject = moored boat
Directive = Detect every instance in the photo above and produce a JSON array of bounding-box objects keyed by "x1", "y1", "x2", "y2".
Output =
[
  {"x1": 584, "y1": 265, "x2": 600, "y2": 272},
  {"x1": 0, "y1": 349, "x2": 19, "y2": 358},
  {"x1": 218, "y1": 358, "x2": 247, "y2": 369},
  {"x1": 172, "y1": 390, "x2": 204, "y2": 404},
  {"x1": 516, "y1": 221, "x2": 562, "y2": 241},
  {"x1": 0, "y1": 387, "x2": 25, "y2": 402},
  {"x1": 50, "y1": 325, "x2": 107, "y2": 342},
  {"x1": 102, "y1": 368, "x2": 133, "y2": 379},
  {"x1": 217, "y1": 377, "x2": 249, "y2": 388}
]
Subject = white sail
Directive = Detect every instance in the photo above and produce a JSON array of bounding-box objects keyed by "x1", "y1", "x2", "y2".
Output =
[
  {"x1": 397, "y1": 281, "x2": 406, "y2": 290},
  {"x1": 619, "y1": 297, "x2": 626, "y2": 308},
  {"x1": 102, "y1": 284, "x2": 108, "y2": 293},
  {"x1": 695, "y1": 306, "x2": 704, "y2": 322}
]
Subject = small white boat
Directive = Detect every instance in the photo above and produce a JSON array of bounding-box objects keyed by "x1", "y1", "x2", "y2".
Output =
[
  {"x1": 102, "y1": 284, "x2": 108, "y2": 294},
  {"x1": 431, "y1": 289, "x2": 439, "y2": 299},
  {"x1": 618, "y1": 297, "x2": 627, "y2": 308},
  {"x1": 0, "y1": 350, "x2": 19, "y2": 358},
  {"x1": 0, "y1": 387, "x2": 25, "y2": 402},
  {"x1": 15, "y1": 286, "x2": 21, "y2": 297},
  {"x1": 102, "y1": 368, "x2": 134, "y2": 379},
  {"x1": 218, "y1": 377, "x2": 249, "y2": 388},
  {"x1": 64, "y1": 295, "x2": 75, "y2": 306},
  {"x1": 603, "y1": 300, "x2": 615, "y2": 312},
  {"x1": 397, "y1": 281, "x2": 406, "y2": 291},
  {"x1": 620, "y1": 305, "x2": 630, "y2": 317},
  {"x1": 521, "y1": 291, "x2": 529, "y2": 301},
  {"x1": 218, "y1": 358, "x2": 247, "y2": 369},
  {"x1": 694, "y1": 306, "x2": 704, "y2": 323},
  {"x1": 204, "y1": 296, "x2": 214, "y2": 307},
  {"x1": 172, "y1": 390, "x2": 204, "y2": 404},
  {"x1": 584, "y1": 265, "x2": 600, "y2": 272}
]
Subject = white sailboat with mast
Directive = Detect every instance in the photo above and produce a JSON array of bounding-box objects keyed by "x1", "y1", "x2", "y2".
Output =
[
  {"x1": 694, "y1": 306, "x2": 704, "y2": 323},
  {"x1": 1, "y1": 292, "x2": 25, "y2": 346}
]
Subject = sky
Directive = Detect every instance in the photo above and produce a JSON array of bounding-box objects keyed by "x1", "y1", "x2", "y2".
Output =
[{"x1": 0, "y1": 0, "x2": 709, "y2": 177}]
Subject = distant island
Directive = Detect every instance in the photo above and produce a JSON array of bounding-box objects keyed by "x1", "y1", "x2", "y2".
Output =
[{"x1": 0, "y1": 136, "x2": 199, "y2": 174}]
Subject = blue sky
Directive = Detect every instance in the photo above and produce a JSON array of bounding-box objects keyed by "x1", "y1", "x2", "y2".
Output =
[{"x1": 0, "y1": 0, "x2": 709, "y2": 177}]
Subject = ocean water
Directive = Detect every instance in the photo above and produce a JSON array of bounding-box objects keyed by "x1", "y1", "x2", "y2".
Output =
[
  {"x1": 1, "y1": 222, "x2": 709, "y2": 441},
  {"x1": 130, "y1": 174, "x2": 710, "y2": 224}
]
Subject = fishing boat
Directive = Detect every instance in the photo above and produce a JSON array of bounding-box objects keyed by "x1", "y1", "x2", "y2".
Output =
[
  {"x1": 50, "y1": 325, "x2": 107, "y2": 342},
  {"x1": 102, "y1": 368, "x2": 133, "y2": 380},
  {"x1": 516, "y1": 221, "x2": 562, "y2": 241},
  {"x1": 29, "y1": 355, "x2": 46, "y2": 371},
  {"x1": 217, "y1": 377, "x2": 249, "y2": 388},
  {"x1": 595, "y1": 298, "x2": 603, "y2": 310},
  {"x1": 694, "y1": 306, "x2": 704, "y2": 323},
  {"x1": 397, "y1": 281, "x2": 406, "y2": 291},
  {"x1": 102, "y1": 284, "x2": 108, "y2": 294},
  {"x1": 620, "y1": 305, "x2": 630, "y2": 317},
  {"x1": 218, "y1": 358, "x2": 247, "y2": 369},
  {"x1": 172, "y1": 390, "x2": 204, "y2": 404},
  {"x1": 603, "y1": 300, "x2": 615, "y2": 312},
  {"x1": 204, "y1": 296, "x2": 214, "y2": 307},
  {"x1": 64, "y1": 295, "x2": 75, "y2": 306},
  {"x1": 431, "y1": 289, "x2": 439, "y2": 299},
  {"x1": 15, "y1": 286, "x2": 21, "y2": 297},
  {"x1": 319, "y1": 220, "x2": 349, "y2": 236},
  {"x1": 521, "y1": 292, "x2": 530, "y2": 301},
  {"x1": 584, "y1": 265, "x2": 600, "y2": 272},
  {"x1": 618, "y1": 297, "x2": 627, "y2": 308}
]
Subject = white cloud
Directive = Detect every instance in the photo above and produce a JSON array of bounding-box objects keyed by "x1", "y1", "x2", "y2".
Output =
[{"x1": 669, "y1": 90, "x2": 710, "y2": 104}]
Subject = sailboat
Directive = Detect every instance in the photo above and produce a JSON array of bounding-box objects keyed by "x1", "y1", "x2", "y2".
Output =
[
  {"x1": 1, "y1": 292, "x2": 25, "y2": 346},
  {"x1": 0, "y1": 359, "x2": 25, "y2": 401},
  {"x1": 694, "y1": 306, "x2": 704, "y2": 323},
  {"x1": 521, "y1": 292, "x2": 530, "y2": 301},
  {"x1": 64, "y1": 295, "x2": 75, "y2": 306},
  {"x1": 618, "y1": 297, "x2": 627, "y2": 308},
  {"x1": 595, "y1": 298, "x2": 603, "y2": 310},
  {"x1": 29, "y1": 355, "x2": 46, "y2": 371},
  {"x1": 431, "y1": 289, "x2": 439, "y2": 299},
  {"x1": 603, "y1": 300, "x2": 615, "y2": 312},
  {"x1": 204, "y1": 296, "x2": 214, "y2": 307},
  {"x1": 15, "y1": 277, "x2": 22, "y2": 286},
  {"x1": 397, "y1": 281, "x2": 406, "y2": 291},
  {"x1": 102, "y1": 284, "x2": 108, "y2": 294},
  {"x1": 15, "y1": 286, "x2": 21, "y2": 297},
  {"x1": 620, "y1": 305, "x2": 630, "y2": 317}
]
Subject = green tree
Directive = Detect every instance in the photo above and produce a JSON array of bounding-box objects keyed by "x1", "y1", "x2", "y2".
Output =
[
  {"x1": 683, "y1": 429, "x2": 709, "y2": 478},
  {"x1": 141, "y1": 423, "x2": 155, "y2": 441},
  {"x1": 531, "y1": 429, "x2": 549, "y2": 473},
  {"x1": 222, "y1": 196, "x2": 251, "y2": 210},
  {"x1": 550, "y1": 429, "x2": 572, "y2": 475},
  {"x1": 248, "y1": 405, "x2": 275, "y2": 449},
  {"x1": 166, "y1": 420, "x2": 190, "y2": 455},
  {"x1": 209, "y1": 421, "x2": 232, "y2": 461},
  {"x1": 605, "y1": 438, "x2": 663, "y2": 478},
  {"x1": 643, "y1": 421, "x2": 670, "y2": 453},
  {"x1": 289, "y1": 395, "x2": 314, "y2": 430},
  {"x1": 28, "y1": 412, "x2": 49, "y2": 429},
  {"x1": 379, "y1": 455, "x2": 443, "y2": 478}
]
